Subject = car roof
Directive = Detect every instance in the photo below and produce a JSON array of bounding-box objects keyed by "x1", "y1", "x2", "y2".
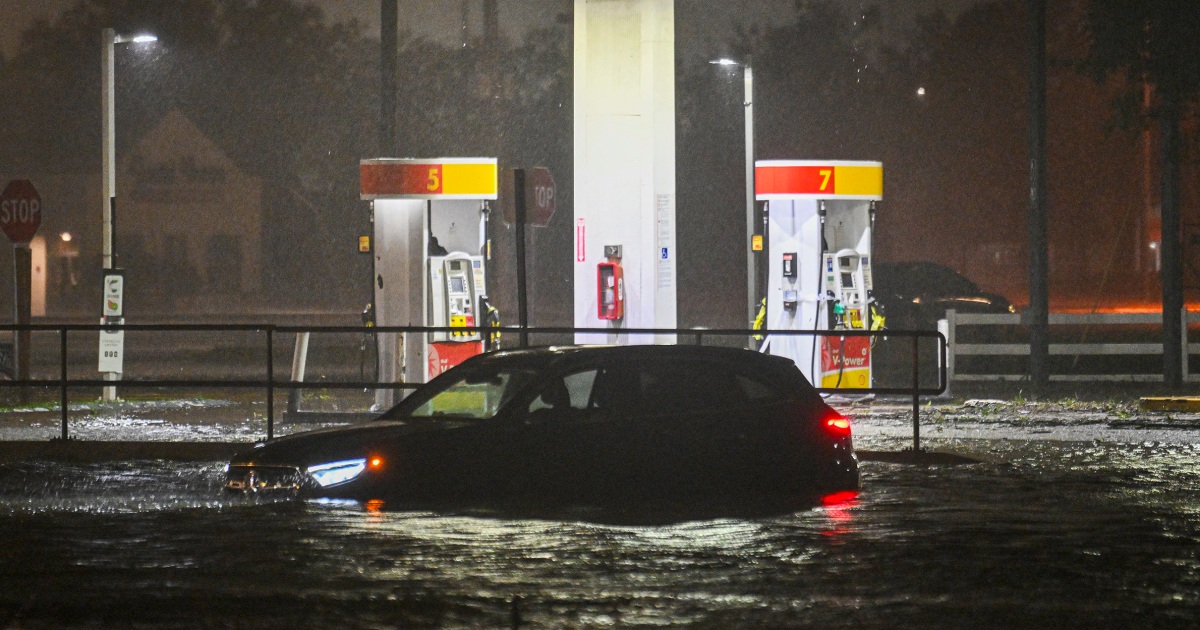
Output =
[
  {"x1": 873, "y1": 261, "x2": 981, "y2": 295},
  {"x1": 476, "y1": 344, "x2": 798, "y2": 371}
]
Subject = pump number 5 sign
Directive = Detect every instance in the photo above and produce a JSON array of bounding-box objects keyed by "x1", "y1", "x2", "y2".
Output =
[{"x1": 360, "y1": 158, "x2": 498, "y2": 200}]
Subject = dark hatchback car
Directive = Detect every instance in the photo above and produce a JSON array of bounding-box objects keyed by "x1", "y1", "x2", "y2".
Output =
[
  {"x1": 225, "y1": 345, "x2": 858, "y2": 509},
  {"x1": 872, "y1": 261, "x2": 1015, "y2": 331}
]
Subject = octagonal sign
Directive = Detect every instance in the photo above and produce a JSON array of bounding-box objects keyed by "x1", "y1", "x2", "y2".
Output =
[{"x1": 0, "y1": 179, "x2": 42, "y2": 243}]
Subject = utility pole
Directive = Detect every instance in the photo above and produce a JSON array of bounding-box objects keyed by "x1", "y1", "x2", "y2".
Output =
[
  {"x1": 380, "y1": 0, "x2": 398, "y2": 155},
  {"x1": 1026, "y1": 0, "x2": 1049, "y2": 392},
  {"x1": 1160, "y1": 86, "x2": 1183, "y2": 388}
]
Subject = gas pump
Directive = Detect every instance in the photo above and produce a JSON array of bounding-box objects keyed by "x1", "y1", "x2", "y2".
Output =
[
  {"x1": 820, "y1": 248, "x2": 878, "y2": 388},
  {"x1": 430, "y1": 253, "x2": 486, "y2": 341},
  {"x1": 360, "y1": 158, "x2": 498, "y2": 407},
  {"x1": 755, "y1": 160, "x2": 883, "y2": 390},
  {"x1": 427, "y1": 252, "x2": 489, "y2": 378},
  {"x1": 824, "y1": 249, "x2": 871, "y2": 330}
]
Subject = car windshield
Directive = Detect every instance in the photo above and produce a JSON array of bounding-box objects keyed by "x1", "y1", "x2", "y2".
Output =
[{"x1": 384, "y1": 366, "x2": 539, "y2": 421}]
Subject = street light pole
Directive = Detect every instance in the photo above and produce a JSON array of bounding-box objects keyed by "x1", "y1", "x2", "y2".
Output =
[
  {"x1": 101, "y1": 28, "x2": 118, "y2": 402},
  {"x1": 100, "y1": 29, "x2": 156, "y2": 402},
  {"x1": 102, "y1": 28, "x2": 115, "y2": 273},
  {"x1": 742, "y1": 64, "x2": 755, "y2": 335}
]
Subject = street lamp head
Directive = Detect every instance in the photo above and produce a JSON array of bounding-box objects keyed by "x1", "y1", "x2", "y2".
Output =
[
  {"x1": 112, "y1": 33, "x2": 158, "y2": 45},
  {"x1": 710, "y1": 58, "x2": 740, "y2": 66}
]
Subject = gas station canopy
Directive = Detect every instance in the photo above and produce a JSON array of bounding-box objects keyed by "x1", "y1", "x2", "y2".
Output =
[{"x1": 755, "y1": 160, "x2": 882, "y2": 201}]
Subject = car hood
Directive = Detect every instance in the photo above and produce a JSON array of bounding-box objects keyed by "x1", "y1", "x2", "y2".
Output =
[
  {"x1": 927, "y1": 291, "x2": 1012, "y2": 311},
  {"x1": 229, "y1": 419, "x2": 471, "y2": 468},
  {"x1": 883, "y1": 291, "x2": 1012, "y2": 313}
]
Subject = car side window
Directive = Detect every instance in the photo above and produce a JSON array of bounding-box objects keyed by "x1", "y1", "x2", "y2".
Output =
[
  {"x1": 733, "y1": 370, "x2": 801, "y2": 411},
  {"x1": 528, "y1": 369, "x2": 598, "y2": 414},
  {"x1": 636, "y1": 360, "x2": 745, "y2": 415},
  {"x1": 587, "y1": 366, "x2": 637, "y2": 413},
  {"x1": 734, "y1": 373, "x2": 779, "y2": 403},
  {"x1": 564, "y1": 370, "x2": 599, "y2": 408}
]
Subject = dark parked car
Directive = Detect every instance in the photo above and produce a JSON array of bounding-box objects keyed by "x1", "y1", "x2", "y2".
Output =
[
  {"x1": 225, "y1": 345, "x2": 858, "y2": 509},
  {"x1": 872, "y1": 261, "x2": 1015, "y2": 331}
]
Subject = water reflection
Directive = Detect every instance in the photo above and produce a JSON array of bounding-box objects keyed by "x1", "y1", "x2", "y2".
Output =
[
  {"x1": 819, "y1": 490, "x2": 859, "y2": 538},
  {"x1": 0, "y1": 440, "x2": 1196, "y2": 628}
]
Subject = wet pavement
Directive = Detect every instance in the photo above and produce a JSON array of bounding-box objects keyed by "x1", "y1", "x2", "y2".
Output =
[
  {"x1": 848, "y1": 395, "x2": 1200, "y2": 450},
  {"x1": 4, "y1": 390, "x2": 1200, "y2": 457},
  {"x1": 0, "y1": 393, "x2": 1198, "y2": 628}
]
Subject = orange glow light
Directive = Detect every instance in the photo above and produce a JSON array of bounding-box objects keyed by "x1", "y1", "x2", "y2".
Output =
[
  {"x1": 369, "y1": 457, "x2": 383, "y2": 468},
  {"x1": 1046, "y1": 300, "x2": 1200, "y2": 315}
]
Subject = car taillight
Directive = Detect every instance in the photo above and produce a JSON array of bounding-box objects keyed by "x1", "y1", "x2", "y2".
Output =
[{"x1": 824, "y1": 412, "x2": 851, "y2": 437}]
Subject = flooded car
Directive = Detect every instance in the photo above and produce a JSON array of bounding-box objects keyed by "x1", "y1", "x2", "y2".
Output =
[
  {"x1": 872, "y1": 261, "x2": 1014, "y2": 331},
  {"x1": 225, "y1": 345, "x2": 858, "y2": 508}
]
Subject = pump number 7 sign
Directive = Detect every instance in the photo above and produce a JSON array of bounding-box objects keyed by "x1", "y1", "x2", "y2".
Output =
[{"x1": 754, "y1": 161, "x2": 883, "y2": 200}]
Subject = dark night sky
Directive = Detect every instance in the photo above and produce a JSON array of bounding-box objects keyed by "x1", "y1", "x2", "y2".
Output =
[{"x1": 0, "y1": 0, "x2": 986, "y2": 60}]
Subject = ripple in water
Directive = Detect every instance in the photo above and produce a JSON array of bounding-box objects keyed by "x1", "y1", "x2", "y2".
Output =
[{"x1": 0, "y1": 441, "x2": 1196, "y2": 628}]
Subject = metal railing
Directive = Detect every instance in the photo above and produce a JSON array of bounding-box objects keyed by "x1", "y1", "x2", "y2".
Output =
[{"x1": 0, "y1": 323, "x2": 946, "y2": 451}]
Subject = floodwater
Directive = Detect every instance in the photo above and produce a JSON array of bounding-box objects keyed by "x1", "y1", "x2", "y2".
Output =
[{"x1": 0, "y1": 428, "x2": 1198, "y2": 628}]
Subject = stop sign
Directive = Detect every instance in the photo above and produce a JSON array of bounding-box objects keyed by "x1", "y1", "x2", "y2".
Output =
[
  {"x1": 0, "y1": 179, "x2": 42, "y2": 243},
  {"x1": 501, "y1": 167, "x2": 556, "y2": 227},
  {"x1": 526, "y1": 167, "x2": 556, "y2": 227}
]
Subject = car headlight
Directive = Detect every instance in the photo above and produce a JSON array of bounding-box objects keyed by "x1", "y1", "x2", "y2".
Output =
[{"x1": 306, "y1": 459, "x2": 367, "y2": 487}]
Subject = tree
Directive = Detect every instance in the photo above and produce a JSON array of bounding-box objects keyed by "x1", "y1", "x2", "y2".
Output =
[
  {"x1": 1083, "y1": 0, "x2": 1200, "y2": 387},
  {"x1": 0, "y1": 0, "x2": 384, "y2": 312}
]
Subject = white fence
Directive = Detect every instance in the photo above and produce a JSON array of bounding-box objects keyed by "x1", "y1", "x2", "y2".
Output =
[{"x1": 939, "y1": 308, "x2": 1197, "y2": 385}]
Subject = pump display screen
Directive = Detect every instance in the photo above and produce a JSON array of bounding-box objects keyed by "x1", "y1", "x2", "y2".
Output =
[
  {"x1": 449, "y1": 276, "x2": 466, "y2": 294},
  {"x1": 841, "y1": 272, "x2": 854, "y2": 287}
]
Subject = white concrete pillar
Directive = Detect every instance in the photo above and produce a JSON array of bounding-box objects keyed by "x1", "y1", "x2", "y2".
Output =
[{"x1": 573, "y1": 0, "x2": 677, "y2": 344}]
